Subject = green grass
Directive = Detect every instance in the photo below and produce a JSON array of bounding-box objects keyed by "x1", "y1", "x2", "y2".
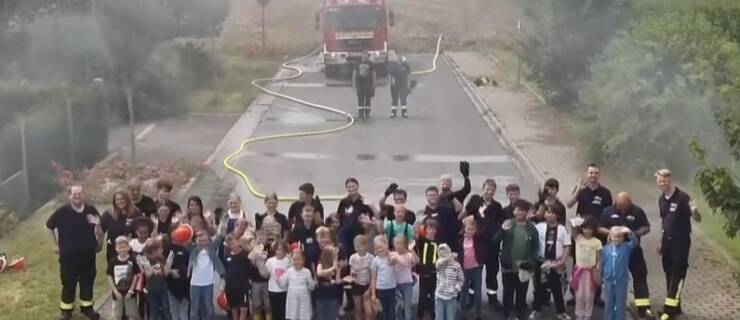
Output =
[
  {"x1": 0, "y1": 201, "x2": 109, "y2": 320},
  {"x1": 694, "y1": 197, "x2": 740, "y2": 268},
  {"x1": 188, "y1": 47, "x2": 281, "y2": 114}
]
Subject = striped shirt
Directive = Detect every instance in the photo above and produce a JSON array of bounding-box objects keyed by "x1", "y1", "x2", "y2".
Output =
[{"x1": 435, "y1": 258, "x2": 464, "y2": 300}]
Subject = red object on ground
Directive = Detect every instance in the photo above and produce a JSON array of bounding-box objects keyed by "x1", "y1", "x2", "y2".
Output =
[
  {"x1": 8, "y1": 256, "x2": 25, "y2": 272},
  {"x1": 171, "y1": 224, "x2": 194, "y2": 245},
  {"x1": 217, "y1": 291, "x2": 229, "y2": 310}
]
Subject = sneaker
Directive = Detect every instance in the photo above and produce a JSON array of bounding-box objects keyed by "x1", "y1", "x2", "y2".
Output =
[
  {"x1": 391, "y1": 108, "x2": 397, "y2": 118},
  {"x1": 528, "y1": 311, "x2": 542, "y2": 320},
  {"x1": 401, "y1": 109, "x2": 408, "y2": 118},
  {"x1": 80, "y1": 309, "x2": 100, "y2": 320},
  {"x1": 489, "y1": 297, "x2": 503, "y2": 311},
  {"x1": 555, "y1": 313, "x2": 572, "y2": 320}
]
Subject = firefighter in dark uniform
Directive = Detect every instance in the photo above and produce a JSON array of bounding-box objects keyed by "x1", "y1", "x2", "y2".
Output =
[
  {"x1": 655, "y1": 169, "x2": 701, "y2": 320},
  {"x1": 389, "y1": 56, "x2": 412, "y2": 118},
  {"x1": 599, "y1": 192, "x2": 654, "y2": 319},
  {"x1": 47, "y1": 185, "x2": 104, "y2": 320},
  {"x1": 352, "y1": 53, "x2": 376, "y2": 119}
]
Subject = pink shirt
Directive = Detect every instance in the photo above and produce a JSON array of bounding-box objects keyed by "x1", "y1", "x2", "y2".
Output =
[
  {"x1": 463, "y1": 237, "x2": 479, "y2": 270},
  {"x1": 393, "y1": 252, "x2": 418, "y2": 284}
]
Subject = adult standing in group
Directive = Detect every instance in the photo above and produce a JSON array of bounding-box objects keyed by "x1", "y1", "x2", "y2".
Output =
[
  {"x1": 599, "y1": 192, "x2": 653, "y2": 319},
  {"x1": 47, "y1": 186, "x2": 104, "y2": 320},
  {"x1": 378, "y1": 183, "x2": 416, "y2": 225},
  {"x1": 655, "y1": 169, "x2": 701, "y2": 320},
  {"x1": 567, "y1": 163, "x2": 613, "y2": 223},
  {"x1": 439, "y1": 161, "x2": 472, "y2": 214},
  {"x1": 288, "y1": 183, "x2": 324, "y2": 226},
  {"x1": 128, "y1": 178, "x2": 157, "y2": 218},
  {"x1": 337, "y1": 178, "x2": 374, "y2": 258},
  {"x1": 256, "y1": 192, "x2": 291, "y2": 238},
  {"x1": 155, "y1": 179, "x2": 181, "y2": 215},
  {"x1": 419, "y1": 186, "x2": 459, "y2": 252},
  {"x1": 100, "y1": 190, "x2": 143, "y2": 266},
  {"x1": 352, "y1": 53, "x2": 376, "y2": 119}
]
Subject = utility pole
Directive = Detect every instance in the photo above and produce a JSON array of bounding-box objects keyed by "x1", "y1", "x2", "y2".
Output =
[
  {"x1": 19, "y1": 117, "x2": 30, "y2": 209},
  {"x1": 258, "y1": 0, "x2": 271, "y2": 50},
  {"x1": 516, "y1": 20, "x2": 522, "y2": 87},
  {"x1": 66, "y1": 97, "x2": 76, "y2": 168}
]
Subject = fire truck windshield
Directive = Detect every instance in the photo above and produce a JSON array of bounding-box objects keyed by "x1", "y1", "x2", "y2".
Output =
[{"x1": 328, "y1": 6, "x2": 382, "y2": 30}]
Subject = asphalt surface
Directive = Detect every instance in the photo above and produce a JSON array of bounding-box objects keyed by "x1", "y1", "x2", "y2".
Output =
[
  {"x1": 225, "y1": 54, "x2": 607, "y2": 319},
  {"x1": 109, "y1": 113, "x2": 239, "y2": 166}
]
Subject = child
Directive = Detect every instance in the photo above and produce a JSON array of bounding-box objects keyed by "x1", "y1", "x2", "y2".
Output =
[
  {"x1": 287, "y1": 200, "x2": 322, "y2": 271},
  {"x1": 279, "y1": 251, "x2": 316, "y2": 320},
  {"x1": 224, "y1": 234, "x2": 259, "y2": 320},
  {"x1": 166, "y1": 239, "x2": 190, "y2": 320},
  {"x1": 571, "y1": 217, "x2": 602, "y2": 320},
  {"x1": 130, "y1": 218, "x2": 154, "y2": 256},
  {"x1": 494, "y1": 199, "x2": 539, "y2": 320},
  {"x1": 315, "y1": 245, "x2": 344, "y2": 320},
  {"x1": 602, "y1": 227, "x2": 638, "y2": 320},
  {"x1": 531, "y1": 204, "x2": 572, "y2": 320},
  {"x1": 434, "y1": 244, "x2": 464, "y2": 320},
  {"x1": 370, "y1": 235, "x2": 397, "y2": 320},
  {"x1": 187, "y1": 230, "x2": 226, "y2": 320},
  {"x1": 267, "y1": 240, "x2": 291, "y2": 320},
  {"x1": 383, "y1": 204, "x2": 415, "y2": 250},
  {"x1": 138, "y1": 238, "x2": 171, "y2": 319},
  {"x1": 249, "y1": 232, "x2": 272, "y2": 320},
  {"x1": 392, "y1": 235, "x2": 418, "y2": 320},
  {"x1": 349, "y1": 235, "x2": 374, "y2": 320},
  {"x1": 107, "y1": 236, "x2": 141, "y2": 320},
  {"x1": 458, "y1": 218, "x2": 486, "y2": 320},
  {"x1": 416, "y1": 219, "x2": 440, "y2": 320}
]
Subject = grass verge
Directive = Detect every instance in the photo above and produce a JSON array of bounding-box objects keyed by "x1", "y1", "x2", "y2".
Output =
[
  {"x1": 694, "y1": 197, "x2": 740, "y2": 268},
  {"x1": 0, "y1": 201, "x2": 109, "y2": 320},
  {"x1": 188, "y1": 47, "x2": 282, "y2": 114}
]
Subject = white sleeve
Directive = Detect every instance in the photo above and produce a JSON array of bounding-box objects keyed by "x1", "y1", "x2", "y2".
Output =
[{"x1": 562, "y1": 226, "x2": 572, "y2": 246}]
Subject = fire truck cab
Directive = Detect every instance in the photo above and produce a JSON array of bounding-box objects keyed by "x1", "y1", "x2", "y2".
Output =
[{"x1": 316, "y1": 0, "x2": 394, "y2": 78}]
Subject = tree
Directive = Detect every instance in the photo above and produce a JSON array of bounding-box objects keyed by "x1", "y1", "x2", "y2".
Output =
[{"x1": 522, "y1": 0, "x2": 632, "y2": 110}]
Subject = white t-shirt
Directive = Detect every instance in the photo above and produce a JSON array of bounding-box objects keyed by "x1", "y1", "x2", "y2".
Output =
[
  {"x1": 535, "y1": 222, "x2": 571, "y2": 260},
  {"x1": 349, "y1": 252, "x2": 374, "y2": 285},
  {"x1": 129, "y1": 239, "x2": 146, "y2": 255},
  {"x1": 266, "y1": 256, "x2": 291, "y2": 292},
  {"x1": 191, "y1": 249, "x2": 215, "y2": 286}
]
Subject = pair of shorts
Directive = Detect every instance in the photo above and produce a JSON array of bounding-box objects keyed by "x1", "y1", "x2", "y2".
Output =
[
  {"x1": 112, "y1": 296, "x2": 137, "y2": 318},
  {"x1": 350, "y1": 284, "x2": 370, "y2": 296},
  {"x1": 226, "y1": 287, "x2": 249, "y2": 308},
  {"x1": 251, "y1": 281, "x2": 270, "y2": 310}
]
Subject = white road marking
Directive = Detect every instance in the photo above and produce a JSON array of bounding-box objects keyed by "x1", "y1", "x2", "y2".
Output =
[
  {"x1": 242, "y1": 151, "x2": 513, "y2": 164},
  {"x1": 136, "y1": 124, "x2": 156, "y2": 141},
  {"x1": 283, "y1": 83, "x2": 327, "y2": 88}
]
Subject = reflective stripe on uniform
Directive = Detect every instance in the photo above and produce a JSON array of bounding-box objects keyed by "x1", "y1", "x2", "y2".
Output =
[
  {"x1": 635, "y1": 298, "x2": 651, "y2": 307},
  {"x1": 422, "y1": 242, "x2": 438, "y2": 265},
  {"x1": 675, "y1": 280, "x2": 684, "y2": 300},
  {"x1": 60, "y1": 301, "x2": 74, "y2": 310},
  {"x1": 665, "y1": 298, "x2": 680, "y2": 307},
  {"x1": 487, "y1": 290, "x2": 497, "y2": 295},
  {"x1": 660, "y1": 314, "x2": 670, "y2": 320},
  {"x1": 80, "y1": 300, "x2": 94, "y2": 307}
]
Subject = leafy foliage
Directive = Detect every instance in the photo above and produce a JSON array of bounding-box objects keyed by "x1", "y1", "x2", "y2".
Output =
[{"x1": 691, "y1": 139, "x2": 740, "y2": 238}]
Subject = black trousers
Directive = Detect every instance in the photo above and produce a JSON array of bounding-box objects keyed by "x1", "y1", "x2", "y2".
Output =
[
  {"x1": 662, "y1": 236, "x2": 690, "y2": 317},
  {"x1": 532, "y1": 263, "x2": 565, "y2": 314},
  {"x1": 269, "y1": 292, "x2": 287, "y2": 320},
  {"x1": 418, "y1": 273, "x2": 436, "y2": 318},
  {"x1": 357, "y1": 87, "x2": 373, "y2": 109},
  {"x1": 630, "y1": 246, "x2": 651, "y2": 315},
  {"x1": 390, "y1": 85, "x2": 408, "y2": 107},
  {"x1": 502, "y1": 271, "x2": 529, "y2": 318},
  {"x1": 485, "y1": 250, "x2": 501, "y2": 297},
  {"x1": 59, "y1": 251, "x2": 96, "y2": 312}
]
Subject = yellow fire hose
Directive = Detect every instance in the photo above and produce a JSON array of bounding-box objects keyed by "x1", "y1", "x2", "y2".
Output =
[{"x1": 223, "y1": 35, "x2": 444, "y2": 202}]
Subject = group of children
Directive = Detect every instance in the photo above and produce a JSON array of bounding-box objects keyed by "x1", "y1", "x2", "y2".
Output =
[{"x1": 102, "y1": 174, "x2": 644, "y2": 320}]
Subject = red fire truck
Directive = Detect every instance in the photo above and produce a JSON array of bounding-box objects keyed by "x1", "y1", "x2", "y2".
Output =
[{"x1": 316, "y1": 0, "x2": 395, "y2": 78}]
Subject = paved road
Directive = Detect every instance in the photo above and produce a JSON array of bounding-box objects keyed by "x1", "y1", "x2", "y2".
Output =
[
  {"x1": 229, "y1": 54, "x2": 605, "y2": 319},
  {"x1": 109, "y1": 113, "x2": 239, "y2": 166}
]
